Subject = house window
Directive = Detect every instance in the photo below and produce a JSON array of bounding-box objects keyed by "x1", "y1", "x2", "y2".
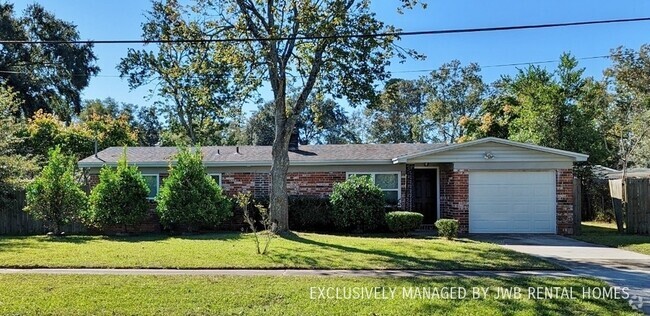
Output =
[
  {"x1": 142, "y1": 174, "x2": 159, "y2": 200},
  {"x1": 209, "y1": 173, "x2": 222, "y2": 186},
  {"x1": 347, "y1": 172, "x2": 400, "y2": 205}
]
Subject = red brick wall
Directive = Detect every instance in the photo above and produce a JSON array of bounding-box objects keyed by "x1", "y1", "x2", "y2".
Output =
[
  {"x1": 439, "y1": 166, "x2": 469, "y2": 234},
  {"x1": 220, "y1": 172, "x2": 346, "y2": 198},
  {"x1": 286, "y1": 172, "x2": 347, "y2": 197},
  {"x1": 437, "y1": 168, "x2": 575, "y2": 235},
  {"x1": 556, "y1": 169, "x2": 574, "y2": 235}
]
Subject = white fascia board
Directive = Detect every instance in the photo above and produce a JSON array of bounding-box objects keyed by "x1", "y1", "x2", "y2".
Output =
[{"x1": 392, "y1": 137, "x2": 589, "y2": 163}]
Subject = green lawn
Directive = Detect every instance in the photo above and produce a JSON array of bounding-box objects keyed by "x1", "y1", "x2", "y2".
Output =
[
  {"x1": 574, "y1": 222, "x2": 650, "y2": 255},
  {"x1": 0, "y1": 274, "x2": 638, "y2": 316},
  {"x1": 0, "y1": 232, "x2": 557, "y2": 270}
]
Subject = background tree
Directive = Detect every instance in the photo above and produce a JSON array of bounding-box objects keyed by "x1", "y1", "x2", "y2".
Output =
[
  {"x1": 460, "y1": 81, "x2": 518, "y2": 142},
  {"x1": 0, "y1": 3, "x2": 99, "y2": 121},
  {"x1": 188, "y1": 0, "x2": 423, "y2": 230},
  {"x1": 84, "y1": 113, "x2": 139, "y2": 150},
  {"x1": 246, "y1": 97, "x2": 358, "y2": 145},
  {"x1": 86, "y1": 152, "x2": 150, "y2": 233},
  {"x1": 25, "y1": 109, "x2": 137, "y2": 161},
  {"x1": 0, "y1": 84, "x2": 36, "y2": 206},
  {"x1": 420, "y1": 60, "x2": 486, "y2": 143},
  {"x1": 500, "y1": 54, "x2": 610, "y2": 164},
  {"x1": 461, "y1": 54, "x2": 611, "y2": 165},
  {"x1": 118, "y1": 0, "x2": 251, "y2": 145},
  {"x1": 80, "y1": 98, "x2": 164, "y2": 147},
  {"x1": 79, "y1": 98, "x2": 136, "y2": 124},
  {"x1": 606, "y1": 45, "x2": 650, "y2": 170},
  {"x1": 604, "y1": 45, "x2": 650, "y2": 231},
  {"x1": 366, "y1": 79, "x2": 427, "y2": 143},
  {"x1": 136, "y1": 106, "x2": 163, "y2": 146},
  {"x1": 23, "y1": 147, "x2": 87, "y2": 235}
]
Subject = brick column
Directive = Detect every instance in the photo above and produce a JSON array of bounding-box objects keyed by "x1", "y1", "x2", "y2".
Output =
[
  {"x1": 440, "y1": 166, "x2": 469, "y2": 234},
  {"x1": 556, "y1": 169, "x2": 574, "y2": 235}
]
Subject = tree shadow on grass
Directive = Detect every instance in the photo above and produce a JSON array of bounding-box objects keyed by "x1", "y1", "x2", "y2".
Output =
[
  {"x1": 276, "y1": 231, "x2": 550, "y2": 270},
  {"x1": 293, "y1": 231, "x2": 437, "y2": 240},
  {"x1": 0, "y1": 236, "x2": 43, "y2": 252},
  {"x1": 13, "y1": 232, "x2": 247, "y2": 245}
]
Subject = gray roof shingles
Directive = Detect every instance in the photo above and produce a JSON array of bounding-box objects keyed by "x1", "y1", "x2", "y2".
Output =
[{"x1": 78, "y1": 143, "x2": 448, "y2": 167}]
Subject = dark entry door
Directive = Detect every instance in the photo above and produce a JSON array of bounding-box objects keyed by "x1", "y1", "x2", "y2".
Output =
[{"x1": 413, "y1": 169, "x2": 437, "y2": 224}]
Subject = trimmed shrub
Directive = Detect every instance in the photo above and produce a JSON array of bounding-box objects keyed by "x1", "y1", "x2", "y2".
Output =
[
  {"x1": 156, "y1": 147, "x2": 232, "y2": 231},
  {"x1": 330, "y1": 176, "x2": 386, "y2": 233},
  {"x1": 85, "y1": 151, "x2": 150, "y2": 233},
  {"x1": 288, "y1": 196, "x2": 333, "y2": 232},
  {"x1": 435, "y1": 219, "x2": 459, "y2": 240},
  {"x1": 385, "y1": 211, "x2": 424, "y2": 236},
  {"x1": 24, "y1": 147, "x2": 87, "y2": 235}
]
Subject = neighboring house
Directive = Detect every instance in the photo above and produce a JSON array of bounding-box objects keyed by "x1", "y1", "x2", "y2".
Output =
[
  {"x1": 78, "y1": 137, "x2": 587, "y2": 235},
  {"x1": 593, "y1": 165, "x2": 650, "y2": 180}
]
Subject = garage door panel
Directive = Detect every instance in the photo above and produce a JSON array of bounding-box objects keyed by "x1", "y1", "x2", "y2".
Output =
[{"x1": 469, "y1": 171, "x2": 556, "y2": 234}]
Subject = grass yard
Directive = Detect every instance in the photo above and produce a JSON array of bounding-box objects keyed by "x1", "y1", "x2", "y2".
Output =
[
  {"x1": 0, "y1": 274, "x2": 637, "y2": 316},
  {"x1": 574, "y1": 222, "x2": 650, "y2": 255},
  {"x1": 0, "y1": 232, "x2": 557, "y2": 270}
]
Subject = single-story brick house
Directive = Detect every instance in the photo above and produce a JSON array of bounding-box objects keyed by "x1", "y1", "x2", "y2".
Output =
[{"x1": 78, "y1": 137, "x2": 587, "y2": 235}]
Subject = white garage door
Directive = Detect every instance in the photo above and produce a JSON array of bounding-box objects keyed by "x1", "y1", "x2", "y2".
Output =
[{"x1": 469, "y1": 171, "x2": 556, "y2": 233}]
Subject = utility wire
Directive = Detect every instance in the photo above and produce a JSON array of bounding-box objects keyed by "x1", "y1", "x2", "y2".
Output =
[
  {"x1": 393, "y1": 55, "x2": 613, "y2": 73},
  {"x1": 0, "y1": 53, "x2": 622, "y2": 77},
  {"x1": 0, "y1": 17, "x2": 649, "y2": 45}
]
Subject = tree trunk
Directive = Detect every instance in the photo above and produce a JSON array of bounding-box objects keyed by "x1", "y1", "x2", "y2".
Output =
[
  {"x1": 51, "y1": 221, "x2": 61, "y2": 235},
  {"x1": 270, "y1": 129, "x2": 291, "y2": 231}
]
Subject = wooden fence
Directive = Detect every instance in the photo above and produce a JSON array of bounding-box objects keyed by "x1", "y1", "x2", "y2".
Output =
[
  {"x1": 573, "y1": 178, "x2": 582, "y2": 235},
  {"x1": 626, "y1": 179, "x2": 650, "y2": 235},
  {"x1": 0, "y1": 191, "x2": 86, "y2": 235}
]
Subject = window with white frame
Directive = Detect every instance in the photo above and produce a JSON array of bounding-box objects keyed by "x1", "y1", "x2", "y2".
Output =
[
  {"x1": 347, "y1": 172, "x2": 400, "y2": 205},
  {"x1": 209, "y1": 173, "x2": 222, "y2": 186},
  {"x1": 142, "y1": 174, "x2": 159, "y2": 200}
]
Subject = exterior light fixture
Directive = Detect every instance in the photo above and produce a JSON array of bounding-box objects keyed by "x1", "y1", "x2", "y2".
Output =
[{"x1": 483, "y1": 151, "x2": 495, "y2": 160}]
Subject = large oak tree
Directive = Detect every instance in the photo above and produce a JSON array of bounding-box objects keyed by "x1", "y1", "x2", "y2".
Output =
[{"x1": 126, "y1": 0, "x2": 423, "y2": 230}]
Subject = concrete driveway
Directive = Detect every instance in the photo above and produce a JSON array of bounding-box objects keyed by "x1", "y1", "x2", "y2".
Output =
[{"x1": 475, "y1": 234, "x2": 650, "y2": 314}]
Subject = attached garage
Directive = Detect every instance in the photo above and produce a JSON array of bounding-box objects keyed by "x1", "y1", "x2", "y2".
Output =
[
  {"x1": 469, "y1": 171, "x2": 556, "y2": 233},
  {"x1": 393, "y1": 137, "x2": 589, "y2": 235}
]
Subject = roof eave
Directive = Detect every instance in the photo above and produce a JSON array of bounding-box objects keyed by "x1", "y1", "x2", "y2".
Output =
[{"x1": 78, "y1": 159, "x2": 396, "y2": 169}]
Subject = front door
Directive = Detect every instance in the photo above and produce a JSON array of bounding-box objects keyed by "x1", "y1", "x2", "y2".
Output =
[{"x1": 413, "y1": 169, "x2": 437, "y2": 224}]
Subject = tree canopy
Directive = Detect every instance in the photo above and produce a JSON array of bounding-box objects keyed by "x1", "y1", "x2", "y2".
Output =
[{"x1": 0, "y1": 3, "x2": 99, "y2": 121}]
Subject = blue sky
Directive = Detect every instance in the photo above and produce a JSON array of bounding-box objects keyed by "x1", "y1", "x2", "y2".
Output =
[{"x1": 13, "y1": 0, "x2": 650, "y2": 114}]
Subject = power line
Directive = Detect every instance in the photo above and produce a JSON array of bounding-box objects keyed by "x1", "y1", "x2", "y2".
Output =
[
  {"x1": 0, "y1": 53, "x2": 623, "y2": 77},
  {"x1": 0, "y1": 17, "x2": 649, "y2": 45},
  {"x1": 393, "y1": 55, "x2": 613, "y2": 74}
]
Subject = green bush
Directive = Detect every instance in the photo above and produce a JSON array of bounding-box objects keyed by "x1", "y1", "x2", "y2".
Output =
[
  {"x1": 156, "y1": 147, "x2": 232, "y2": 231},
  {"x1": 330, "y1": 176, "x2": 386, "y2": 233},
  {"x1": 435, "y1": 219, "x2": 459, "y2": 240},
  {"x1": 385, "y1": 211, "x2": 424, "y2": 236},
  {"x1": 24, "y1": 147, "x2": 87, "y2": 235},
  {"x1": 288, "y1": 196, "x2": 333, "y2": 232},
  {"x1": 86, "y1": 151, "x2": 150, "y2": 233}
]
